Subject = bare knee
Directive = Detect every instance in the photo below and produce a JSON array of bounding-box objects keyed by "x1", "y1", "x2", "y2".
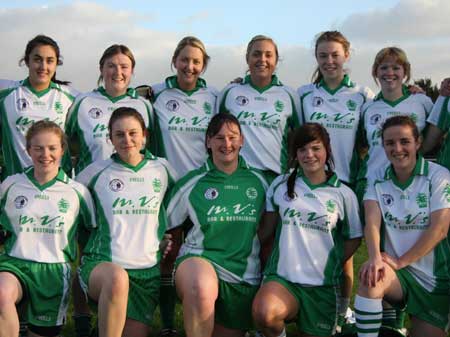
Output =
[
  {"x1": 105, "y1": 267, "x2": 129, "y2": 299},
  {"x1": 0, "y1": 274, "x2": 21, "y2": 309},
  {"x1": 89, "y1": 263, "x2": 129, "y2": 301},
  {"x1": 253, "y1": 298, "x2": 280, "y2": 327}
]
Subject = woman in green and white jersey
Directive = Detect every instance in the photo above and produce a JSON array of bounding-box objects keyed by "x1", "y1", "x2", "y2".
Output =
[
  {"x1": 0, "y1": 35, "x2": 76, "y2": 179},
  {"x1": 219, "y1": 35, "x2": 301, "y2": 181},
  {"x1": 76, "y1": 107, "x2": 175, "y2": 337},
  {"x1": 355, "y1": 116, "x2": 450, "y2": 337},
  {"x1": 253, "y1": 123, "x2": 362, "y2": 337},
  {"x1": 166, "y1": 113, "x2": 268, "y2": 337},
  {"x1": 66, "y1": 44, "x2": 154, "y2": 175},
  {"x1": 356, "y1": 47, "x2": 433, "y2": 200},
  {"x1": 0, "y1": 121, "x2": 95, "y2": 337}
]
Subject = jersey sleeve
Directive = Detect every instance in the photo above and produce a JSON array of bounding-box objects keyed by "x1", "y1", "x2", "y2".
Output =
[
  {"x1": 217, "y1": 83, "x2": 236, "y2": 113},
  {"x1": 158, "y1": 157, "x2": 179, "y2": 190},
  {"x1": 363, "y1": 174, "x2": 378, "y2": 202},
  {"x1": 75, "y1": 160, "x2": 107, "y2": 188},
  {"x1": 427, "y1": 96, "x2": 450, "y2": 131},
  {"x1": 340, "y1": 186, "x2": 363, "y2": 239},
  {"x1": 265, "y1": 175, "x2": 284, "y2": 212},
  {"x1": 429, "y1": 165, "x2": 450, "y2": 213},
  {"x1": 283, "y1": 85, "x2": 301, "y2": 127},
  {"x1": 165, "y1": 177, "x2": 193, "y2": 230},
  {"x1": 72, "y1": 182, "x2": 97, "y2": 230}
]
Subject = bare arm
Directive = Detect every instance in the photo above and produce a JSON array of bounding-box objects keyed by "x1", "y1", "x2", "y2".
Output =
[
  {"x1": 343, "y1": 237, "x2": 361, "y2": 262},
  {"x1": 422, "y1": 124, "x2": 444, "y2": 154},
  {"x1": 258, "y1": 211, "x2": 279, "y2": 268}
]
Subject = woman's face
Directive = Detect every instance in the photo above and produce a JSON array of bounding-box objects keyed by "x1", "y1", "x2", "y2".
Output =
[
  {"x1": 110, "y1": 116, "x2": 146, "y2": 163},
  {"x1": 174, "y1": 45, "x2": 204, "y2": 90},
  {"x1": 296, "y1": 139, "x2": 327, "y2": 177},
  {"x1": 101, "y1": 52, "x2": 133, "y2": 97},
  {"x1": 315, "y1": 41, "x2": 348, "y2": 84},
  {"x1": 376, "y1": 56, "x2": 406, "y2": 93},
  {"x1": 28, "y1": 131, "x2": 64, "y2": 177},
  {"x1": 247, "y1": 40, "x2": 277, "y2": 83},
  {"x1": 27, "y1": 44, "x2": 57, "y2": 91},
  {"x1": 207, "y1": 122, "x2": 243, "y2": 169},
  {"x1": 383, "y1": 125, "x2": 420, "y2": 174}
]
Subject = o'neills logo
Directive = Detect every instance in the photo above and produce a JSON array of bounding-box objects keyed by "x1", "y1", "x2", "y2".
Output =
[
  {"x1": 235, "y1": 96, "x2": 249, "y2": 106},
  {"x1": 88, "y1": 108, "x2": 103, "y2": 119},
  {"x1": 109, "y1": 179, "x2": 125, "y2": 192},
  {"x1": 166, "y1": 100, "x2": 180, "y2": 112},
  {"x1": 204, "y1": 187, "x2": 219, "y2": 200},
  {"x1": 14, "y1": 196, "x2": 28, "y2": 209}
]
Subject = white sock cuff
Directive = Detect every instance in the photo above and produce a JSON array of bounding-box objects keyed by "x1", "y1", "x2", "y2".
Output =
[{"x1": 355, "y1": 295, "x2": 382, "y2": 312}]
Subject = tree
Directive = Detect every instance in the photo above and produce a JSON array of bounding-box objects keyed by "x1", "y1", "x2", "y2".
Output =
[{"x1": 413, "y1": 78, "x2": 440, "y2": 102}]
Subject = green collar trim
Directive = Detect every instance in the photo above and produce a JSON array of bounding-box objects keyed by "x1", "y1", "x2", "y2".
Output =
[
  {"x1": 23, "y1": 78, "x2": 59, "y2": 97},
  {"x1": 96, "y1": 86, "x2": 138, "y2": 102},
  {"x1": 111, "y1": 150, "x2": 156, "y2": 172},
  {"x1": 317, "y1": 74, "x2": 354, "y2": 95},
  {"x1": 374, "y1": 85, "x2": 410, "y2": 107},
  {"x1": 204, "y1": 155, "x2": 249, "y2": 175},
  {"x1": 25, "y1": 167, "x2": 69, "y2": 191},
  {"x1": 297, "y1": 170, "x2": 341, "y2": 189},
  {"x1": 165, "y1": 75, "x2": 207, "y2": 96},
  {"x1": 243, "y1": 74, "x2": 282, "y2": 93},
  {"x1": 384, "y1": 155, "x2": 428, "y2": 190}
]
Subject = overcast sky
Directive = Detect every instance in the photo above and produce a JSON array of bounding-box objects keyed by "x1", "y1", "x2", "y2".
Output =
[{"x1": 1, "y1": 0, "x2": 449, "y2": 93}]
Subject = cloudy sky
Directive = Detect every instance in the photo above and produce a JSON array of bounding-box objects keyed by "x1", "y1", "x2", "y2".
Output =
[{"x1": 1, "y1": 0, "x2": 449, "y2": 93}]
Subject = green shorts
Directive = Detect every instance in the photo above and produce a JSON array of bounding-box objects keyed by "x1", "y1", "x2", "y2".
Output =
[
  {"x1": 393, "y1": 269, "x2": 450, "y2": 330},
  {"x1": 176, "y1": 255, "x2": 259, "y2": 330},
  {"x1": 264, "y1": 274, "x2": 338, "y2": 337},
  {"x1": 79, "y1": 257, "x2": 160, "y2": 326},
  {"x1": 0, "y1": 255, "x2": 71, "y2": 327}
]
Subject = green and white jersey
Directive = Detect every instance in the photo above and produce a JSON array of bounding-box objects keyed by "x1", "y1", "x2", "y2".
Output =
[
  {"x1": 427, "y1": 95, "x2": 450, "y2": 169},
  {"x1": 358, "y1": 87, "x2": 433, "y2": 181},
  {"x1": 0, "y1": 79, "x2": 75, "y2": 177},
  {"x1": 265, "y1": 173, "x2": 362, "y2": 286},
  {"x1": 76, "y1": 151, "x2": 176, "y2": 269},
  {"x1": 166, "y1": 156, "x2": 268, "y2": 285},
  {"x1": 364, "y1": 156, "x2": 450, "y2": 292},
  {"x1": 298, "y1": 75, "x2": 374, "y2": 183},
  {"x1": 219, "y1": 75, "x2": 301, "y2": 174},
  {"x1": 66, "y1": 87, "x2": 154, "y2": 175},
  {"x1": 0, "y1": 168, "x2": 96, "y2": 263},
  {"x1": 152, "y1": 76, "x2": 218, "y2": 177}
]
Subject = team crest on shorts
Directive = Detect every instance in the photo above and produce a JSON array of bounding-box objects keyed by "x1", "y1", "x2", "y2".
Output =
[
  {"x1": 283, "y1": 191, "x2": 297, "y2": 201},
  {"x1": 88, "y1": 108, "x2": 103, "y2": 119},
  {"x1": 109, "y1": 179, "x2": 125, "y2": 192},
  {"x1": 235, "y1": 96, "x2": 249, "y2": 106},
  {"x1": 312, "y1": 97, "x2": 324, "y2": 107},
  {"x1": 246, "y1": 187, "x2": 258, "y2": 199},
  {"x1": 370, "y1": 114, "x2": 382, "y2": 125},
  {"x1": 14, "y1": 196, "x2": 28, "y2": 209},
  {"x1": 16, "y1": 98, "x2": 29, "y2": 111},
  {"x1": 382, "y1": 194, "x2": 394, "y2": 206},
  {"x1": 166, "y1": 100, "x2": 180, "y2": 112},
  {"x1": 204, "y1": 187, "x2": 219, "y2": 200}
]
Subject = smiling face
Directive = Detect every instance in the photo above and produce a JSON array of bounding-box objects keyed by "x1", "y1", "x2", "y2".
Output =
[
  {"x1": 174, "y1": 45, "x2": 204, "y2": 91},
  {"x1": 315, "y1": 41, "x2": 349, "y2": 85},
  {"x1": 26, "y1": 44, "x2": 58, "y2": 91},
  {"x1": 296, "y1": 139, "x2": 327, "y2": 180},
  {"x1": 101, "y1": 52, "x2": 133, "y2": 97},
  {"x1": 207, "y1": 121, "x2": 243, "y2": 171},
  {"x1": 376, "y1": 56, "x2": 406, "y2": 95},
  {"x1": 110, "y1": 116, "x2": 146, "y2": 164},
  {"x1": 246, "y1": 39, "x2": 277, "y2": 87},
  {"x1": 383, "y1": 124, "x2": 420, "y2": 175},
  {"x1": 28, "y1": 130, "x2": 64, "y2": 178}
]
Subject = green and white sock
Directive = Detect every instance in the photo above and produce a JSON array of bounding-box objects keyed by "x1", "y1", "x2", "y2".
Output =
[{"x1": 355, "y1": 295, "x2": 382, "y2": 337}]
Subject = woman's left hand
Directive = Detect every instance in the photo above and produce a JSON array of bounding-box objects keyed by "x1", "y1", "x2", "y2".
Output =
[
  {"x1": 381, "y1": 252, "x2": 404, "y2": 270},
  {"x1": 407, "y1": 84, "x2": 425, "y2": 95}
]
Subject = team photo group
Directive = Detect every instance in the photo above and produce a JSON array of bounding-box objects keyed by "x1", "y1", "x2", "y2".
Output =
[{"x1": 0, "y1": 30, "x2": 449, "y2": 337}]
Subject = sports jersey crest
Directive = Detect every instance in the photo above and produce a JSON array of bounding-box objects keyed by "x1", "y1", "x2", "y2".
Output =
[
  {"x1": 88, "y1": 107, "x2": 103, "y2": 119},
  {"x1": 274, "y1": 100, "x2": 284, "y2": 112},
  {"x1": 235, "y1": 95, "x2": 249, "y2": 106},
  {"x1": 204, "y1": 187, "x2": 219, "y2": 200},
  {"x1": 246, "y1": 187, "x2": 258, "y2": 199},
  {"x1": 312, "y1": 96, "x2": 324, "y2": 107},
  {"x1": 346, "y1": 99, "x2": 357, "y2": 111},
  {"x1": 16, "y1": 98, "x2": 29, "y2": 111},
  {"x1": 369, "y1": 114, "x2": 382, "y2": 125},
  {"x1": 14, "y1": 196, "x2": 28, "y2": 209},
  {"x1": 166, "y1": 100, "x2": 180, "y2": 112},
  {"x1": 109, "y1": 179, "x2": 125, "y2": 192},
  {"x1": 382, "y1": 194, "x2": 394, "y2": 206},
  {"x1": 203, "y1": 102, "x2": 212, "y2": 114},
  {"x1": 58, "y1": 198, "x2": 70, "y2": 213}
]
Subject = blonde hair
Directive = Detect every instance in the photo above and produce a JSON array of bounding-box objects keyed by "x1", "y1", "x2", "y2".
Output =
[
  {"x1": 372, "y1": 47, "x2": 411, "y2": 84},
  {"x1": 246, "y1": 35, "x2": 279, "y2": 63},
  {"x1": 171, "y1": 36, "x2": 210, "y2": 72}
]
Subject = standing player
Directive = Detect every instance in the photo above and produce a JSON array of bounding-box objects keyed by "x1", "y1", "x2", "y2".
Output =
[
  {"x1": 0, "y1": 35, "x2": 75, "y2": 179},
  {"x1": 0, "y1": 121, "x2": 95, "y2": 337},
  {"x1": 76, "y1": 107, "x2": 176, "y2": 337},
  {"x1": 355, "y1": 47, "x2": 433, "y2": 335},
  {"x1": 219, "y1": 35, "x2": 300, "y2": 182},
  {"x1": 66, "y1": 44, "x2": 154, "y2": 175},
  {"x1": 166, "y1": 113, "x2": 268, "y2": 337},
  {"x1": 355, "y1": 116, "x2": 450, "y2": 337},
  {"x1": 252, "y1": 123, "x2": 362, "y2": 337},
  {"x1": 297, "y1": 31, "x2": 373, "y2": 330},
  {"x1": 151, "y1": 36, "x2": 218, "y2": 337}
]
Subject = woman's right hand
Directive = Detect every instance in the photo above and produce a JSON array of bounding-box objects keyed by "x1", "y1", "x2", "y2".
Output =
[{"x1": 359, "y1": 255, "x2": 385, "y2": 288}]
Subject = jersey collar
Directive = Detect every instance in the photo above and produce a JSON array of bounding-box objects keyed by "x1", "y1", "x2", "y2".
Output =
[
  {"x1": 317, "y1": 74, "x2": 354, "y2": 95},
  {"x1": 165, "y1": 75, "x2": 207, "y2": 96},
  {"x1": 111, "y1": 150, "x2": 156, "y2": 172},
  {"x1": 24, "y1": 167, "x2": 69, "y2": 191},
  {"x1": 384, "y1": 155, "x2": 428, "y2": 190},
  {"x1": 22, "y1": 77, "x2": 59, "y2": 98},
  {"x1": 373, "y1": 85, "x2": 411, "y2": 107},
  {"x1": 243, "y1": 74, "x2": 282, "y2": 93},
  {"x1": 204, "y1": 155, "x2": 249, "y2": 175},
  {"x1": 297, "y1": 170, "x2": 341, "y2": 189},
  {"x1": 96, "y1": 86, "x2": 138, "y2": 102}
]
